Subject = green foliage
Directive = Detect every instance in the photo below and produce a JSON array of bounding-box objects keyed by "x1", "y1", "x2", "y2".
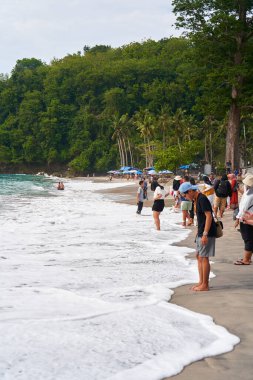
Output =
[
  {"x1": 0, "y1": 34, "x2": 252, "y2": 173},
  {"x1": 155, "y1": 140, "x2": 204, "y2": 171}
]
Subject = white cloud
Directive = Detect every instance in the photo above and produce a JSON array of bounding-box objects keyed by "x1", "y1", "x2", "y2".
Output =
[{"x1": 0, "y1": 0, "x2": 180, "y2": 74}]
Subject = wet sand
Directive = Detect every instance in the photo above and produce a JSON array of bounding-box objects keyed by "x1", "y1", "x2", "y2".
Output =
[{"x1": 98, "y1": 179, "x2": 253, "y2": 380}]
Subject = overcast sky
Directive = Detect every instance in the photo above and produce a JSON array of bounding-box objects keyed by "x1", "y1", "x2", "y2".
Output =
[{"x1": 0, "y1": 0, "x2": 180, "y2": 74}]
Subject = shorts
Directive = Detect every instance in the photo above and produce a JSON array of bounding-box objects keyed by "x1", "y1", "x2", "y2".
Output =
[
  {"x1": 240, "y1": 222, "x2": 253, "y2": 252},
  {"x1": 181, "y1": 201, "x2": 192, "y2": 211},
  {"x1": 196, "y1": 236, "x2": 216, "y2": 257},
  {"x1": 152, "y1": 200, "x2": 165, "y2": 212},
  {"x1": 213, "y1": 196, "x2": 227, "y2": 210}
]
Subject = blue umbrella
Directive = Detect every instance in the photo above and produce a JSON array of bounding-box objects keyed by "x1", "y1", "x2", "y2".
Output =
[
  {"x1": 147, "y1": 169, "x2": 157, "y2": 175},
  {"x1": 158, "y1": 170, "x2": 173, "y2": 174}
]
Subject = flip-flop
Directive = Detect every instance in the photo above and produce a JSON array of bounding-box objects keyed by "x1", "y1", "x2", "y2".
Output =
[{"x1": 234, "y1": 260, "x2": 251, "y2": 265}]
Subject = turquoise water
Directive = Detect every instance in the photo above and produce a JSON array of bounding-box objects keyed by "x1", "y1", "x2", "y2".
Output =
[{"x1": 0, "y1": 174, "x2": 55, "y2": 197}]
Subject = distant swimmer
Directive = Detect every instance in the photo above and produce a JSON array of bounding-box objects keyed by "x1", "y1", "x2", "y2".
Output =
[{"x1": 57, "y1": 182, "x2": 64, "y2": 190}]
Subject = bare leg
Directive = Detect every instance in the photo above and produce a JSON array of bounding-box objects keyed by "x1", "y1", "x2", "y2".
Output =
[
  {"x1": 153, "y1": 211, "x2": 161, "y2": 230},
  {"x1": 191, "y1": 253, "x2": 203, "y2": 290},
  {"x1": 213, "y1": 206, "x2": 218, "y2": 218},
  {"x1": 194, "y1": 257, "x2": 210, "y2": 291},
  {"x1": 220, "y1": 207, "x2": 225, "y2": 218},
  {"x1": 241, "y1": 251, "x2": 252, "y2": 264},
  {"x1": 182, "y1": 210, "x2": 189, "y2": 226}
]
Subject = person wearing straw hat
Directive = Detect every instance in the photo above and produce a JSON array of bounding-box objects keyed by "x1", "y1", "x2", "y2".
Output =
[{"x1": 234, "y1": 174, "x2": 253, "y2": 265}]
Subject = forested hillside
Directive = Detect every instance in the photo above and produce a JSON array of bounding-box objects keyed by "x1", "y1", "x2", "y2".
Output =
[{"x1": 0, "y1": 35, "x2": 252, "y2": 174}]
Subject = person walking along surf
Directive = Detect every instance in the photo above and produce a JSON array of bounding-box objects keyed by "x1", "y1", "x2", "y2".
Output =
[{"x1": 179, "y1": 182, "x2": 217, "y2": 291}]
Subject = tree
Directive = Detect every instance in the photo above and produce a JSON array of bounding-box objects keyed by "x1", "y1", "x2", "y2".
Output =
[
  {"x1": 172, "y1": 0, "x2": 253, "y2": 169},
  {"x1": 133, "y1": 109, "x2": 156, "y2": 167}
]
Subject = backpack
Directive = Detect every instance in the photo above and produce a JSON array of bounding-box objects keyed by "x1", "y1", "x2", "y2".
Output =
[
  {"x1": 151, "y1": 181, "x2": 157, "y2": 191},
  {"x1": 216, "y1": 180, "x2": 229, "y2": 197}
]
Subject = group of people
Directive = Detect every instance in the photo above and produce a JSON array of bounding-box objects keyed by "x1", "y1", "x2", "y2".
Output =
[
  {"x1": 57, "y1": 182, "x2": 64, "y2": 190},
  {"x1": 136, "y1": 171, "x2": 253, "y2": 291}
]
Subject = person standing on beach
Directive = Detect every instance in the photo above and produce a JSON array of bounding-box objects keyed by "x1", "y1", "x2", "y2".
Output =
[
  {"x1": 179, "y1": 182, "x2": 217, "y2": 291},
  {"x1": 136, "y1": 180, "x2": 145, "y2": 215},
  {"x1": 234, "y1": 174, "x2": 253, "y2": 265},
  {"x1": 152, "y1": 181, "x2": 169, "y2": 230},
  {"x1": 143, "y1": 177, "x2": 148, "y2": 200},
  {"x1": 172, "y1": 176, "x2": 182, "y2": 210},
  {"x1": 180, "y1": 176, "x2": 193, "y2": 226},
  {"x1": 213, "y1": 174, "x2": 232, "y2": 218},
  {"x1": 201, "y1": 175, "x2": 215, "y2": 206}
]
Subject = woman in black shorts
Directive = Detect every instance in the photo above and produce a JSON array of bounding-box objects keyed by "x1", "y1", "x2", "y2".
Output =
[{"x1": 152, "y1": 182, "x2": 168, "y2": 230}]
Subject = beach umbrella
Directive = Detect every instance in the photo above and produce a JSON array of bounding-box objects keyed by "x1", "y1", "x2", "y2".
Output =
[
  {"x1": 129, "y1": 169, "x2": 143, "y2": 174},
  {"x1": 107, "y1": 170, "x2": 116, "y2": 174},
  {"x1": 179, "y1": 164, "x2": 190, "y2": 169},
  {"x1": 119, "y1": 166, "x2": 132, "y2": 171},
  {"x1": 158, "y1": 170, "x2": 173, "y2": 174},
  {"x1": 147, "y1": 169, "x2": 157, "y2": 175}
]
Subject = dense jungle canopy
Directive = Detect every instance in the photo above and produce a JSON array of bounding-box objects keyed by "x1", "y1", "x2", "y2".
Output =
[{"x1": 0, "y1": 1, "x2": 252, "y2": 174}]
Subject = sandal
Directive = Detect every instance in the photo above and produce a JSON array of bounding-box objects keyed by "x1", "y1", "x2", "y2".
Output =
[{"x1": 234, "y1": 260, "x2": 251, "y2": 265}]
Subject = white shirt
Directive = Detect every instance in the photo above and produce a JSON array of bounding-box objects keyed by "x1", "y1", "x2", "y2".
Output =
[
  {"x1": 237, "y1": 187, "x2": 253, "y2": 219},
  {"x1": 153, "y1": 186, "x2": 166, "y2": 200}
]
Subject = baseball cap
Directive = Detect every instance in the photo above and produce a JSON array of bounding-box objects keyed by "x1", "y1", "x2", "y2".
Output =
[{"x1": 179, "y1": 182, "x2": 199, "y2": 194}]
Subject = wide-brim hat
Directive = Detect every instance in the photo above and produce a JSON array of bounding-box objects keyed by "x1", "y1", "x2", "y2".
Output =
[
  {"x1": 243, "y1": 174, "x2": 253, "y2": 187},
  {"x1": 174, "y1": 176, "x2": 182, "y2": 180}
]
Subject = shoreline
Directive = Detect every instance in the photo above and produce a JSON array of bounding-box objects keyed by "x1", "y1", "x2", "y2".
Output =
[{"x1": 97, "y1": 180, "x2": 253, "y2": 380}]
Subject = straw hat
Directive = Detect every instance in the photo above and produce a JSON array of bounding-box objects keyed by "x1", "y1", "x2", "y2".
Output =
[
  {"x1": 174, "y1": 176, "x2": 182, "y2": 181},
  {"x1": 243, "y1": 174, "x2": 253, "y2": 187}
]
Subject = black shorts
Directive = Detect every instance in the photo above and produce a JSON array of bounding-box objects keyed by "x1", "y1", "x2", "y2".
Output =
[
  {"x1": 152, "y1": 200, "x2": 165, "y2": 212},
  {"x1": 240, "y1": 222, "x2": 253, "y2": 252}
]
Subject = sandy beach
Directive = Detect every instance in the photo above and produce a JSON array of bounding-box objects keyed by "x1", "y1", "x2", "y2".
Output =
[{"x1": 98, "y1": 178, "x2": 253, "y2": 380}]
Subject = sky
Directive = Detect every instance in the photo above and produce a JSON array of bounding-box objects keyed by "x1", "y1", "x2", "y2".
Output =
[{"x1": 0, "y1": 0, "x2": 180, "y2": 74}]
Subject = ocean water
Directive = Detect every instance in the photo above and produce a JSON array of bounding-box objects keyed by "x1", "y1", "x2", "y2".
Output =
[{"x1": 0, "y1": 175, "x2": 239, "y2": 380}]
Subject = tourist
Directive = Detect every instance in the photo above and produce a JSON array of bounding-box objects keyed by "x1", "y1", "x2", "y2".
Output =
[
  {"x1": 136, "y1": 180, "x2": 145, "y2": 215},
  {"x1": 227, "y1": 173, "x2": 239, "y2": 210},
  {"x1": 201, "y1": 175, "x2": 215, "y2": 206},
  {"x1": 57, "y1": 182, "x2": 64, "y2": 190},
  {"x1": 172, "y1": 176, "x2": 182, "y2": 210},
  {"x1": 180, "y1": 176, "x2": 193, "y2": 226},
  {"x1": 189, "y1": 177, "x2": 196, "y2": 223},
  {"x1": 234, "y1": 174, "x2": 253, "y2": 265},
  {"x1": 179, "y1": 182, "x2": 217, "y2": 291},
  {"x1": 143, "y1": 177, "x2": 148, "y2": 200},
  {"x1": 213, "y1": 174, "x2": 232, "y2": 218},
  {"x1": 152, "y1": 181, "x2": 169, "y2": 230}
]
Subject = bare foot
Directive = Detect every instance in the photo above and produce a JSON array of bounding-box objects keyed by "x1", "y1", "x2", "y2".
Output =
[
  {"x1": 193, "y1": 285, "x2": 209, "y2": 291},
  {"x1": 190, "y1": 284, "x2": 202, "y2": 290}
]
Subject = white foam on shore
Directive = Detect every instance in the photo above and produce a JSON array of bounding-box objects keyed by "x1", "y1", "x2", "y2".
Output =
[{"x1": 0, "y1": 179, "x2": 239, "y2": 380}]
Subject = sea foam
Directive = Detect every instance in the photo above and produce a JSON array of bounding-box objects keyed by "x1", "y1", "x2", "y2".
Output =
[{"x1": 0, "y1": 178, "x2": 239, "y2": 380}]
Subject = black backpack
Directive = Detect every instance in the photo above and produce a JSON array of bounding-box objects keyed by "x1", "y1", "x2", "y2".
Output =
[
  {"x1": 216, "y1": 180, "x2": 229, "y2": 197},
  {"x1": 151, "y1": 181, "x2": 157, "y2": 191}
]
